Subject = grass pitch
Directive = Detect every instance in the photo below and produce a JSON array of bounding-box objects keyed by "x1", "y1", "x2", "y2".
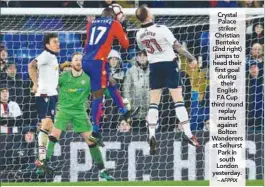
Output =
[{"x1": 1, "y1": 180, "x2": 263, "y2": 186}]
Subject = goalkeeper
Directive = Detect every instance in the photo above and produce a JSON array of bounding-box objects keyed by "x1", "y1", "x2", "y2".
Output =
[{"x1": 38, "y1": 52, "x2": 114, "y2": 180}]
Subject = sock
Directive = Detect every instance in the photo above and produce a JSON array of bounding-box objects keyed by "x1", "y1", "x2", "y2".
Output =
[
  {"x1": 175, "y1": 102, "x2": 193, "y2": 138},
  {"x1": 38, "y1": 129, "x2": 49, "y2": 160},
  {"x1": 91, "y1": 97, "x2": 103, "y2": 133},
  {"x1": 146, "y1": 103, "x2": 159, "y2": 139},
  {"x1": 89, "y1": 144, "x2": 105, "y2": 170},
  {"x1": 107, "y1": 84, "x2": 127, "y2": 115},
  {"x1": 46, "y1": 136, "x2": 58, "y2": 161}
]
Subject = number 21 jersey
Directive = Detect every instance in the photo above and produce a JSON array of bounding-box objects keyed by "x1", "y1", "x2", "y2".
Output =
[{"x1": 136, "y1": 23, "x2": 176, "y2": 64}]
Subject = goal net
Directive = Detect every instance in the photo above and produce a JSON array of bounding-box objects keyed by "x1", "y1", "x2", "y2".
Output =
[{"x1": 0, "y1": 8, "x2": 263, "y2": 182}]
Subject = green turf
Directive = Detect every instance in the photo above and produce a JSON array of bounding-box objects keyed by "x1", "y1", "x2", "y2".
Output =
[{"x1": 1, "y1": 180, "x2": 263, "y2": 186}]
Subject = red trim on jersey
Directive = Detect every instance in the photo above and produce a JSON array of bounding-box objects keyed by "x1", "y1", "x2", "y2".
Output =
[
  {"x1": 115, "y1": 89, "x2": 125, "y2": 108},
  {"x1": 94, "y1": 20, "x2": 129, "y2": 61},
  {"x1": 96, "y1": 103, "x2": 103, "y2": 124},
  {"x1": 101, "y1": 61, "x2": 107, "y2": 89}
]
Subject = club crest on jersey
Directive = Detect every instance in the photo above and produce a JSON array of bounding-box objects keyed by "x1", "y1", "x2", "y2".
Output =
[{"x1": 81, "y1": 80, "x2": 86, "y2": 85}]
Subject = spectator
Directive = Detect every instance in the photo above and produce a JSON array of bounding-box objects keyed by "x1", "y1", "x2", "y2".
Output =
[
  {"x1": 101, "y1": 50, "x2": 125, "y2": 130},
  {"x1": 0, "y1": 87, "x2": 23, "y2": 132},
  {"x1": 1, "y1": 61, "x2": 31, "y2": 104},
  {"x1": 246, "y1": 60, "x2": 264, "y2": 131},
  {"x1": 246, "y1": 18, "x2": 264, "y2": 51},
  {"x1": 122, "y1": 50, "x2": 149, "y2": 131},
  {"x1": 108, "y1": 49, "x2": 125, "y2": 90},
  {"x1": 0, "y1": 45, "x2": 8, "y2": 73},
  {"x1": 246, "y1": 43, "x2": 264, "y2": 66}
]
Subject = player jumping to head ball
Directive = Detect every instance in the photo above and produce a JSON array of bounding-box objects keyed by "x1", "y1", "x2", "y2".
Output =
[
  {"x1": 135, "y1": 5, "x2": 200, "y2": 155},
  {"x1": 82, "y1": 7, "x2": 139, "y2": 145}
]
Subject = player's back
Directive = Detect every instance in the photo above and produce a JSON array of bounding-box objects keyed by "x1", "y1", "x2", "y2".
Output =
[
  {"x1": 84, "y1": 17, "x2": 129, "y2": 62},
  {"x1": 136, "y1": 24, "x2": 176, "y2": 64}
]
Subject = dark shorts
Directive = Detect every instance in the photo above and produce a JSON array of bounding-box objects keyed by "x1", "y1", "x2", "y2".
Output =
[
  {"x1": 82, "y1": 59, "x2": 110, "y2": 91},
  {"x1": 36, "y1": 95, "x2": 57, "y2": 122},
  {"x1": 149, "y1": 61, "x2": 183, "y2": 90}
]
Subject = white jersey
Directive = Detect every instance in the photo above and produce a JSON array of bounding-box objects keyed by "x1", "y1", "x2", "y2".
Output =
[
  {"x1": 35, "y1": 50, "x2": 59, "y2": 96},
  {"x1": 136, "y1": 23, "x2": 176, "y2": 64}
]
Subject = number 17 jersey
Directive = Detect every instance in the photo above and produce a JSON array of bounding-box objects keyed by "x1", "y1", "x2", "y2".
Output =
[
  {"x1": 136, "y1": 23, "x2": 177, "y2": 64},
  {"x1": 84, "y1": 17, "x2": 129, "y2": 62}
]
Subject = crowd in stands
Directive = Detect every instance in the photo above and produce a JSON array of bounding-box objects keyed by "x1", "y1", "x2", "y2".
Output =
[{"x1": 1, "y1": 0, "x2": 264, "y2": 8}]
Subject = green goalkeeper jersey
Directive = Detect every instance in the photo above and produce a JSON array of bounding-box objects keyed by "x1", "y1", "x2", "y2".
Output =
[{"x1": 58, "y1": 71, "x2": 90, "y2": 111}]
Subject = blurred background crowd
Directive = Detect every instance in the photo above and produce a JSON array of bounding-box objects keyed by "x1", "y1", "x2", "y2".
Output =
[
  {"x1": 0, "y1": 0, "x2": 264, "y2": 181},
  {"x1": 1, "y1": 0, "x2": 264, "y2": 8}
]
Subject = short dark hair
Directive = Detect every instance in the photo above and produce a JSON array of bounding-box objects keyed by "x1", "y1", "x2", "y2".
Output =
[
  {"x1": 43, "y1": 33, "x2": 58, "y2": 46},
  {"x1": 102, "y1": 7, "x2": 115, "y2": 18},
  {"x1": 135, "y1": 4, "x2": 148, "y2": 22}
]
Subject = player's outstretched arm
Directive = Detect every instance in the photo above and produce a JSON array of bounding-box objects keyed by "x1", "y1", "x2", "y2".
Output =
[
  {"x1": 28, "y1": 60, "x2": 38, "y2": 92},
  {"x1": 174, "y1": 41, "x2": 196, "y2": 62}
]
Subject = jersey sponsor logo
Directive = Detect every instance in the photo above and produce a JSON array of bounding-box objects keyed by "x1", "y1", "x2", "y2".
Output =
[{"x1": 68, "y1": 88, "x2": 85, "y2": 93}]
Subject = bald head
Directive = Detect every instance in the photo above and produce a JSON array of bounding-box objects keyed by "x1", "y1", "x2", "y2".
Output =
[
  {"x1": 135, "y1": 4, "x2": 152, "y2": 23},
  {"x1": 251, "y1": 43, "x2": 263, "y2": 58}
]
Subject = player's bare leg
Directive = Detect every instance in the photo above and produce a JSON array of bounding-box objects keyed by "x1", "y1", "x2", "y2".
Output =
[
  {"x1": 36, "y1": 117, "x2": 53, "y2": 166},
  {"x1": 169, "y1": 87, "x2": 199, "y2": 147},
  {"x1": 36, "y1": 125, "x2": 61, "y2": 176},
  {"x1": 81, "y1": 132, "x2": 114, "y2": 181},
  {"x1": 146, "y1": 89, "x2": 162, "y2": 155}
]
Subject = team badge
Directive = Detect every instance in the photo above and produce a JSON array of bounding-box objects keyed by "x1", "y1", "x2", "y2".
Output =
[{"x1": 81, "y1": 80, "x2": 86, "y2": 85}]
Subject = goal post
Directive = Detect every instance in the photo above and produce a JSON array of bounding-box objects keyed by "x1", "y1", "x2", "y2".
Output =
[{"x1": 0, "y1": 7, "x2": 263, "y2": 183}]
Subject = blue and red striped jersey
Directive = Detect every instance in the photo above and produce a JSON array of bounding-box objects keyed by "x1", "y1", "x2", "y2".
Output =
[{"x1": 84, "y1": 17, "x2": 129, "y2": 62}]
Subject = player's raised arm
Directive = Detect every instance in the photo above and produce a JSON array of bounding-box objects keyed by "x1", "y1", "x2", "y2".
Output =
[{"x1": 112, "y1": 20, "x2": 129, "y2": 49}]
